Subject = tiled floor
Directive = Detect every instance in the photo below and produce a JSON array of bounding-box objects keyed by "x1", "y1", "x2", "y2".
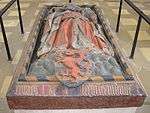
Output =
[
  {"x1": 0, "y1": 0, "x2": 150, "y2": 113},
  {"x1": 14, "y1": 108, "x2": 137, "y2": 113}
]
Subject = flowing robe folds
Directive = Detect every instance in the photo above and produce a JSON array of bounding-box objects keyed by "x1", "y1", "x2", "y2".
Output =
[{"x1": 28, "y1": 5, "x2": 124, "y2": 87}]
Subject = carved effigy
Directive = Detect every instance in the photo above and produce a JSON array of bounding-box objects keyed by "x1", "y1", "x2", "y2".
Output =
[{"x1": 18, "y1": 4, "x2": 133, "y2": 88}]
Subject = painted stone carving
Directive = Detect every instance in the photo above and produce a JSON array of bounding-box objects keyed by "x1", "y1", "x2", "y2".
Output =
[{"x1": 23, "y1": 4, "x2": 129, "y2": 87}]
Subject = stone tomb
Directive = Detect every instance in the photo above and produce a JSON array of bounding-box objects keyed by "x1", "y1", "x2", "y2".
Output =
[{"x1": 7, "y1": 5, "x2": 146, "y2": 109}]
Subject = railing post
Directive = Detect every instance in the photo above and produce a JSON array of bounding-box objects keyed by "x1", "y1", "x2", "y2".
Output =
[
  {"x1": 16, "y1": 0, "x2": 24, "y2": 34},
  {"x1": 0, "y1": 17, "x2": 12, "y2": 61},
  {"x1": 116, "y1": 0, "x2": 123, "y2": 32},
  {"x1": 129, "y1": 16, "x2": 142, "y2": 59}
]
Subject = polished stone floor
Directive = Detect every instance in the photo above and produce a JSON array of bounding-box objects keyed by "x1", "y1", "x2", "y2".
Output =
[{"x1": 0, "y1": 0, "x2": 150, "y2": 113}]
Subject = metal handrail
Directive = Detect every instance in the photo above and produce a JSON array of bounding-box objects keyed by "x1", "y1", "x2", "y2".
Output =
[
  {"x1": 0, "y1": 0, "x2": 16, "y2": 16},
  {"x1": 0, "y1": 0, "x2": 24, "y2": 61},
  {"x1": 124, "y1": 0, "x2": 150, "y2": 25},
  {"x1": 116, "y1": 0, "x2": 150, "y2": 59}
]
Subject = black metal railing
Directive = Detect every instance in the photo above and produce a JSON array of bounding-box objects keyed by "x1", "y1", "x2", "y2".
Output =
[
  {"x1": 69, "y1": 0, "x2": 72, "y2": 3},
  {"x1": 116, "y1": 0, "x2": 150, "y2": 59},
  {"x1": 0, "y1": 0, "x2": 24, "y2": 61}
]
